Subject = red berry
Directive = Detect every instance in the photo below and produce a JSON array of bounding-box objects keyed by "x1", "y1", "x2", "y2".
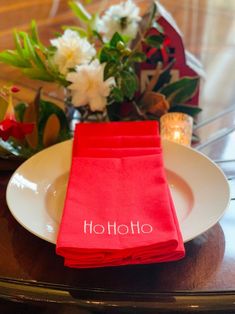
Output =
[{"x1": 11, "y1": 86, "x2": 20, "y2": 93}]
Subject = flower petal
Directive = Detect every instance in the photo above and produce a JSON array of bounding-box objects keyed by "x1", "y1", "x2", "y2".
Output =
[
  {"x1": 51, "y1": 30, "x2": 96, "y2": 75},
  {"x1": 66, "y1": 59, "x2": 115, "y2": 112},
  {"x1": 0, "y1": 118, "x2": 34, "y2": 141}
]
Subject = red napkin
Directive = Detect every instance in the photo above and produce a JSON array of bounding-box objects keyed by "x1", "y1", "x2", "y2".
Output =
[
  {"x1": 73, "y1": 121, "x2": 159, "y2": 154},
  {"x1": 56, "y1": 121, "x2": 185, "y2": 268},
  {"x1": 74, "y1": 121, "x2": 160, "y2": 137}
]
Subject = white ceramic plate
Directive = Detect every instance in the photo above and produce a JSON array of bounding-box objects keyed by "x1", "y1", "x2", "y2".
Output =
[{"x1": 6, "y1": 140, "x2": 230, "y2": 244}]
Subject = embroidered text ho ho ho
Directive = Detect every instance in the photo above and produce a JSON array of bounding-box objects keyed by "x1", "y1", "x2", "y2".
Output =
[{"x1": 83, "y1": 220, "x2": 153, "y2": 235}]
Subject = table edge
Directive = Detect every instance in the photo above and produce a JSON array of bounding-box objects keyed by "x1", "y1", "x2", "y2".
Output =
[{"x1": 1, "y1": 277, "x2": 235, "y2": 311}]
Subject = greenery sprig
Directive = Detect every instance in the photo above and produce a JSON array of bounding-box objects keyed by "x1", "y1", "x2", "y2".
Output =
[{"x1": 0, "y1": 21, "x2": 67, "y2": 86}]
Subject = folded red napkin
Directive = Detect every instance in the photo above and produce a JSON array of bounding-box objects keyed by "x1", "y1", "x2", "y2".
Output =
[
  {"x1": 73, "y1": 121, "x2": 159, "y2": 154},
  {"x1": 56, "y1": 121, "x2": 185, "y2": 268},
  {"x1": 74, "y1": 121, "x2": 159, "y2": 137},
  {"x1": 76, "y1": 147, "x2": 162, "y2": 158},
  {"x1": 73, "y1": 136, "x2": 161, "y2": 156}
]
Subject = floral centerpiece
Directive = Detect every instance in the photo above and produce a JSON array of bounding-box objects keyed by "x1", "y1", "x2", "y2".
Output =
[{"x1": 0, "y1": 0, "x2": 201, "y2": 159}]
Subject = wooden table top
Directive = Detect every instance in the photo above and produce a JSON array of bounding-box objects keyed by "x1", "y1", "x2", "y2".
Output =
[{"x1": 0, "y1": 0, "x2": 235, "y2": 313}]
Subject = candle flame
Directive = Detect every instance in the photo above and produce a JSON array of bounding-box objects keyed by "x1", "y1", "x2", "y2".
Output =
[{"x1": 173, "y1": 130, "x2": 181, "y2": 141}]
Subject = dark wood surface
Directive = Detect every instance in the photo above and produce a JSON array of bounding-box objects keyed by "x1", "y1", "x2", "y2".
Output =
[{"x1": 0, "y1": 0, "x2": 235, "y2": 312}]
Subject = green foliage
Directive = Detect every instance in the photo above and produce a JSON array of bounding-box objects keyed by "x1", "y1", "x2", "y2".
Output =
[
  {"x1": 30, "y1": 20, "x2": 41, "y2": 45},
  {"x1": 100, "y1": 47, "x2": 121, "y2": 63},
  {"x1": 111, "y1": 87, "x2": 124, "y2": 103},
  {"x1": 120, "y1": 71, "x2": 138, "y2": 99},
  {"x1": 159, "y1": 77, "x2": 199, "y2": 106},
  {"x1": 99, "y1": 33, "x2": 143, "y2": 103},
  {"x1": 145, "y1": 2, "x2": 163, "y2": 33},
  {"x1": 110, "y1": 33, "x2": 125, "y2": 47},
  {"x1": 68, "y1": 1, "x2": 91, "y2": 22},
  {"x1": 145, "y1": 35, "x2": 164, "y2": 48},
  {"x1": 170, "y1": 104, "x2": 202, "y2": 117},
  {"x1": 14, "y1": 102, "x2": 26, "y2": 122},
  {"x1": 128, "y1": 52, "x2": 146, "y2": 63},
  {"x1": 149, "y1": 2, "x2": 158, "y2": 25},
  {"x1": 0, "y1": 50, "x2": 30, "y2": 68},
  {"x1": 0, "y1": 21, "x2": 67, "y2": 86},
  {"x1": 92, "y1": 30, "x2": 104, "y2": 43},
  {"x1": 68, "y1": 1, "x2": 98, "y2": 40},
  {"x1": 153, "y1": 60, "x2": 175, "y2": 92}
]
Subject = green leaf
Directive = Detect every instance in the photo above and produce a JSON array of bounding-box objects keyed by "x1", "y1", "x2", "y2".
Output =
[
  {"x1": 149, "y1": 3, "x2": 164, "y2": 33},
  {"x1": 17, "y1": 32, "x2": 28, "y2": 59},
  {"x1": 92, "y1": 30, "x2": 104, "y2": 43},
  {"x1": 145, "y1": 35, "x2": 164, "y2": 48},
  {"x1": 121, "y1": 34, "x2": 132, "y2": 44},
  {"x1": 30, "y1": 20, "x2": 40, "y2": 44},
  {"x1": 144, "y1": 2, "x2": 161, "y2": 33},
  {"x1": 111, "y1": 87, "x2": 124, "y2": 102},
  {"x1": 99, "y1": 47, "x2": 120, "y2": 63},
  {"x1": 120, "y1": 71, "x2": 138, "y2": 99},
  {"x1": 0, "y1": 95, "x2": 8, "y2": 121},
  {"x1": 22, "y1": 33, "x2": 35, "y2": 60},
  {"x1": 0, "y1": 20, "x2": 55, "y2": 85},
  {"x1": 53, "y1": 31, "x2": 63, "y2": 38},
  {"x1": 13, "y1": 31, "x2": 24, "y2": 58},
  {"x1": 47, "y1": 45, "x2": 57, "y2": 53},
  {"x1": 160, "y1": 77, "x2": 199, "y2": 105},
  {"x1": 104, "y1": 61, "x2": 118, "y2": 80},
  {"x1": 68, "y1": 1, "x2": 91, "y2": 22},
  {"x1": 23, "y1": 68, "x2": 54, "y2": 81},
  {"x1": 99, "y1": 48, "x2": 109, "y2": 63},
  {"x1": 88, "y1": 13, "x2": 99, "y2": 34},
  {"x1": 0, "y1": 50, "x2": 31, "y2": 67},
  {"x1": 21, "y1": 32, "x2": 44, "y2": 68},
  {"x1": 150, "y1": 2, "x2": 157, "y2": 23},
  {"x1": 129, "y1": 51, "x2": 146, "y2": 63},
  {"x1": 170, "y1": 104, "x2": 202, "y2": 117},
  {"x1": 14, "y1": 102, "x2": 27, "y2": 122},
  {"x1": 153, "y1": 60, "x2": 175, "y2": 91},
  {"x1": 110, "y1": 32, "x2": 124, "y2": 48}
]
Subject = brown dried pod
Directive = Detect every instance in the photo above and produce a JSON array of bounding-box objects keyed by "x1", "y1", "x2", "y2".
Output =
[{"x1": 141, "y1": 91, "x2": 170, "y2": 118}]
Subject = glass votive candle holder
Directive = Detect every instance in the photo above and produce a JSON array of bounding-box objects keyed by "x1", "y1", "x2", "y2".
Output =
[{"x1": 160, "y1": 112, "x2": 193, "y2": 146}]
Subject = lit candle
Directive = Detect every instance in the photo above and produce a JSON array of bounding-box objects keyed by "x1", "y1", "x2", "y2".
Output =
[{"x1": 160, "y1": 112, "x2": 193, "y2": 146}]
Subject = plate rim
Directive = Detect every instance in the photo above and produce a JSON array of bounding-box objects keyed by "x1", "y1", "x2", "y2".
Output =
[
  {"x1": 6, "y1": 139, "x2": 230, "y2": 244},
  {"x1": 163, "y1": 140, "x2": 230, "y2": 242}
]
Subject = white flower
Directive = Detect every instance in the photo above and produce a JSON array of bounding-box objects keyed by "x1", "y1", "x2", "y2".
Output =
[
  {"x1": 50, "y1": 29, "x2": 96, "y2": 75},
  {"x1": 66, "y1": 60, "x2": 115, "y2": 112},
  {"x1": 97, "y1": 0, "x2": 141, "y2": 42}
]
